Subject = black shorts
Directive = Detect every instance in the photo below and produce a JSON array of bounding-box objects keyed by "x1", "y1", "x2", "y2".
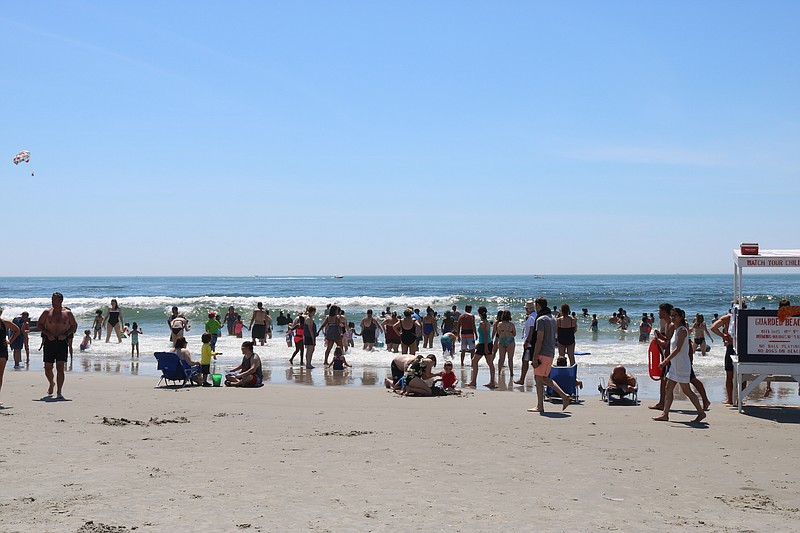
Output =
[
  {"x1": 476, "y1": 342, "x2": 493, "y2": 356},
  {"x1": 43, "y1": 339, "x2": 69, "y2": 364},
  {"x1": 252, "y1": 324, "x2": 266, "y2": 339},
  {"x1": 391, "y1": 361, "x2": 404, "y2": 384},
  {"x1": 724, "y1": 344, "x2": 735, "y2": 372},
  {"x1": 201, "y1": 364, "x2": 211, "y2": 374}
]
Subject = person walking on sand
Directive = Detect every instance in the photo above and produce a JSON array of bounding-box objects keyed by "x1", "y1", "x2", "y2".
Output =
[
  {"x1": 457, "y1": 305, "x2": 476, "y2": 366},
  {"x1": 526, "y1": 298, "x2": 570, "y2": 413},
  {"x1": 467, "y1": 306, "x2": 496, "y2": 388},
  {"x1": 37, "y1": 293, "x2": 77, "y2": 400},
  {"x1": 648, "y1": 303, "x2": 675, "y2": 411},
  {"x1": 652, "y1": 308, "x2": 706, "y2": 423},
  {"x1": 249, "y1": 302, "x2": 268, "y2": 346},
  {"x1": 514, "y1": 301, "x2": 537, "y2": 385},
  {"x1": 0, "y1": 308, "x2": 22, "y2": 405}
]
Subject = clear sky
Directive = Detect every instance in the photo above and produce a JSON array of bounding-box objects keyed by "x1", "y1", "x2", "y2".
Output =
[{"x1": 3, "y1": 1, "x2": 798, "y2": 276}]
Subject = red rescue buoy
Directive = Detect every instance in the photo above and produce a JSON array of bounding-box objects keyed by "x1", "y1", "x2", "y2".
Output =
[{"x1": 648, "y1": 339, "x2": 662, "y2": 381}]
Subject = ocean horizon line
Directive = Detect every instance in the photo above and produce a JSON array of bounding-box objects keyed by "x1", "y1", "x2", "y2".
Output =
[{"x1": 1, "y1": 272, "x2": 798, "y2": 279}]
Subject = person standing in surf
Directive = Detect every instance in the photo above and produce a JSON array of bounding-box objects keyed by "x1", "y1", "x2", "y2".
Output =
[{"x1": 249, "y1": 302, "x2": 268, "y2": 346}]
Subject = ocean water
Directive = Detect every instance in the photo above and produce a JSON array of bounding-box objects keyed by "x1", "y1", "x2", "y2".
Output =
[{"x1": 2, "y1": 275, "x2": 799, "y2": 404}]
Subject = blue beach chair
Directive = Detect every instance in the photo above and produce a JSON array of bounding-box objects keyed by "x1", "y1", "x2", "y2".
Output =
[
  {"x1": 545, "y1": 364, "x2": 580, "y2": 403},
  {"x1": 154, "y1": 351, "x2": 200, "y2": 387}
]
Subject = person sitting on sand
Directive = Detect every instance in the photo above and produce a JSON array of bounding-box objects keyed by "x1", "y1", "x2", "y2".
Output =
[
  {"x1": 172, "y1": 337, "x2": 203, "y2": 385},
  {"x1": 608, "y1": 365, "x2": 637, "y2": 393},
  {"x1": 225, "y1": 341, "x2": 263, "y2": 387},
  {"x1": 402, "y1": 354, "x2": 438, "y2": 396},
  {"x1": 437, "y1": 360, "x2": 460, "y2": 394},
  {"x1": 327, "y1": 347, "x2": 351, "y2": 370}
]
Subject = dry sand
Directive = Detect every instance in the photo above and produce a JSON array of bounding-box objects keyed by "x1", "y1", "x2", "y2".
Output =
[{"x1": 1, "y1": 371, "x2": 798, "y2": 532}]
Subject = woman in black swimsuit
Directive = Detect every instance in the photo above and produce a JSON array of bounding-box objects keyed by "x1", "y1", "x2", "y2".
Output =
[
  {"x1": 360, "y1": 309, "x2": 382, "y2": 352},
  {"x1": 105, "y1": 299, "x2": 124, "y2": 343},
  {"x1": 394, "y1": 308, "x2": 420, "y2": 355},
  {"x1": 556, "y1": 303, "x2": 577, "y2": 366}
]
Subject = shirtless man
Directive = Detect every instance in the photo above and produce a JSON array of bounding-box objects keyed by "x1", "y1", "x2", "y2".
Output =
[
  {"x1": 37, "y1": 292, "x2": 77, "y2": 399},
  {"x1": 457, "y1": 305, "x2": 476, "y2": 366},
  {"x1": 249, "y1": 302, "x2": 268, "y2": 346},
  {"x1": 608, "y1": 365, "x2": 637, "y2": 393},
  {"x1": 384, "y1": 353, "x2": 417, "y2": 389}
]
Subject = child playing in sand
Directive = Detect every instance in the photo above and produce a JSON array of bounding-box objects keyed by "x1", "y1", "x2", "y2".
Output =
[
  {"x1": 79, "y1": 330, "x2": 92, "y2": 351},
  {"x1": 438, "y1": 360, "x2": 460, "y2": 393},
  {"x1": 129, "y1": 322, "x2": 143, "y2": 357},
  {"x1": 200, "y1": 332, "x2": 219, "y2": 386},
  {"x1": 440, "y1": 331, "x2": 457, "y2": 360},
  {"x1": 327, "y1": 347, "x2": 351, "y2": 370},
  {"x1": 92, "y1": 310, "x2": 104, "y2": 340}
]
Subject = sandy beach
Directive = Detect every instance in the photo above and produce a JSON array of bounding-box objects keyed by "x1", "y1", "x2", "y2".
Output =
[{"x1": 1, "y1": 371, "x2": 798, "y2": 533}]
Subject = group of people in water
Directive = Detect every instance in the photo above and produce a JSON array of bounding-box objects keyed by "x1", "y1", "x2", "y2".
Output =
[{"x1": 4, "y1": 292, "x2": 794, "y2": 419}]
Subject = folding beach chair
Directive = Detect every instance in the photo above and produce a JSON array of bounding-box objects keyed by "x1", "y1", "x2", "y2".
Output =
[
  {"x1": 598, "y1": 377, "x2": 638, "y2": 405},
  {"x1": 546, "y1": 364, "x2": 580, "y2": 403},
  {"x1": 154, "y1": 351, "x2": 199, "y2": 387}
]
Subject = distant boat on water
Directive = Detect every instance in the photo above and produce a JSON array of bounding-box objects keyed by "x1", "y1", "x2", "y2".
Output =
[
  {"x1": 333, "y1": 275, "x2": 344, "y2": 279},
  {"x1": 533, "y1": 275, "x2": 544, "y2": 279}
]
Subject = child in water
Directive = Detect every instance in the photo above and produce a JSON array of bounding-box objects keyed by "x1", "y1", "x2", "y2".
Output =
[
  {"x1": 80, "y1": 330, "x2": 92, "y2": 351},
  {"x1": 346, "y1": 322, "x2": 358, "y2": 350},
  {"x1": 327, "y1": 347, "x2": 350, "y2": 370},
  {"x1": 92, "y1": 310, "x2": 104, "y2": 340},
  {"x1": 234, "y1": 314, "x2": 247, "y2": 338},
  {"x1": 129, "y1": 322, "x2": 143, "y2": 357}
]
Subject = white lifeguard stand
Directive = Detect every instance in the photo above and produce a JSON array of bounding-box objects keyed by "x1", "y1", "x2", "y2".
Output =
[{"x1": 732, "y1": 248, "x2": 800, "y2": 412}]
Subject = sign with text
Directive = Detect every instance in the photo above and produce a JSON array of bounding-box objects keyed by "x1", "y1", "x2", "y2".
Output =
[
  {"x1": 737, "y1": 310, "x2": 800, "y2": 363},
  {"x1": 740, "y1": 257, "x2": 800, "y2": 267}
]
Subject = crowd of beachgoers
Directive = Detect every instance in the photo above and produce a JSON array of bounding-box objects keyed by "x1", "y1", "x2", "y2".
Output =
[{"x1": 7, "y1": 290, "x2": 787, "y2": 424}]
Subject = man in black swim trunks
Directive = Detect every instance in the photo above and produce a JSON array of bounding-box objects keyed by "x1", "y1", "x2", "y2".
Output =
[
  {"x1": 249, "y1": 302, "x2": 268, "y2": 346},
  {"x1": 37, "y1": 292, "x2": 77, "y2": 399}
]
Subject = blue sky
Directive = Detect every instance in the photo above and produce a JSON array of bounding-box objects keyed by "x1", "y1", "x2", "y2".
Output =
[{"x1": 3, "y1": 1, "x2": 799, "y2": 276}]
